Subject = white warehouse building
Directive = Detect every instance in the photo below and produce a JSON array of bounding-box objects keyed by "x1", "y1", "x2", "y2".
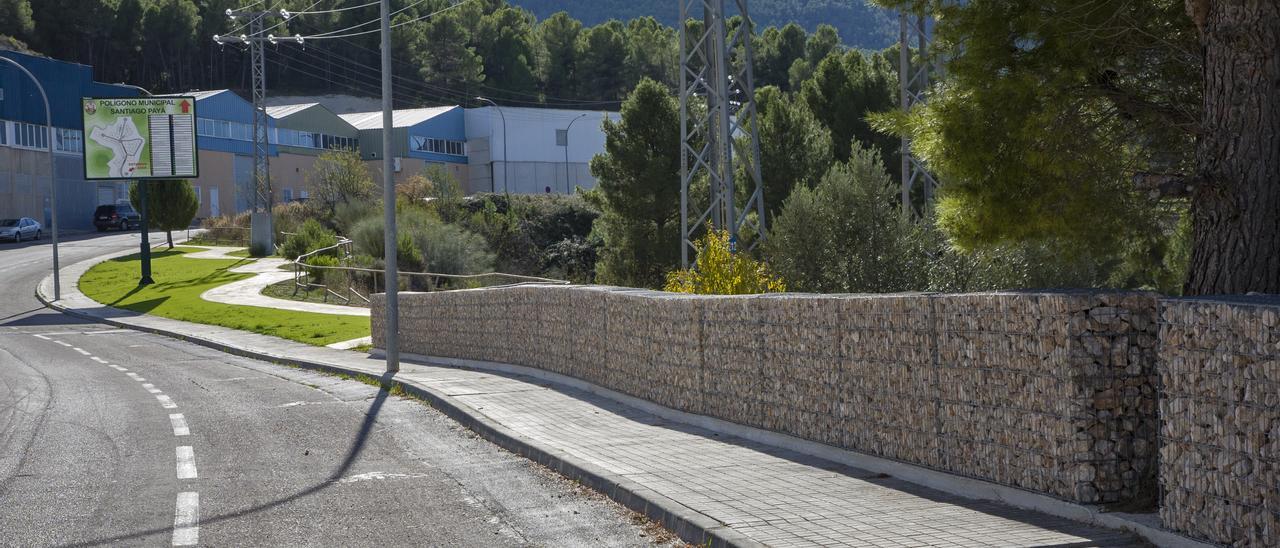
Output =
[{"x1": 465, "y1": 107, "x2": 619, "y2": 194}]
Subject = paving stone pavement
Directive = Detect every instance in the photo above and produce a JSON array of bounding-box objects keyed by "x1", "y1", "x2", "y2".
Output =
[{"x1": 43, "y1": 252, "x2": 1146, "y2": 548}]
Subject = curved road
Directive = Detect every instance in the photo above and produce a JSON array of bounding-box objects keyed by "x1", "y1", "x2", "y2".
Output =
[{"x1": 0, "y1": 233, "x2": 674, "y2": 547}]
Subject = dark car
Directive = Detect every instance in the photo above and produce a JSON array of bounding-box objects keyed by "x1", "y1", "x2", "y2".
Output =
[
  {"x1": 0, "y1": 217, "x2": 41, "y2": 242},
  {"x1": 93, "y1": 204, "x2": 141, "y2": 232}
]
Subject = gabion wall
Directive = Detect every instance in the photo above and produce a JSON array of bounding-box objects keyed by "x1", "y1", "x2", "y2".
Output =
[
  {"x1": 1159, "y1": 298, "x2": 1280, "y2": 546},
  {"x1": 373, "y1": 286, "x2": 1160, "y2": 505}
]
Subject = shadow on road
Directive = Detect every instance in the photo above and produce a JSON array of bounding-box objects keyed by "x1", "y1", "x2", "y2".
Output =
[
  {"x1": 57, "y1": 373, "x2": 396, "y2": 548},
  {"x1": 2, "y1": 311, "x2": 98, "y2": 327}
]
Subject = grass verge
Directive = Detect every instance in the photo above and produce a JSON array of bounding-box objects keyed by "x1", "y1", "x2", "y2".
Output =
[{"x1": 79, "y1": 247, "x2": 369, "y2": 346}]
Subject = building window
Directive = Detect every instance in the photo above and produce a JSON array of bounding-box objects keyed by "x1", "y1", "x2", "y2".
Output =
[
  {"x1": 283, "y1": 188, "x2": 293, "y2": 202},
  {"x1": 555, "y1": 129, "x2": 567, "y2": 146},
  {"x1": 299, "y1": 190, "x2": 308, "y2": 200},
  {"x1": 411, "y1": 135, "x2": 465, "y2": 156},
  {"x1": 55, "y1": 128, "x2": 83, "y2": 154},
  {"x1": 14, "y1": 122, "x2": 49, "y2": 149},
  {"x1": 0, "y1": 121, "x2": 7, "y2": 146}
]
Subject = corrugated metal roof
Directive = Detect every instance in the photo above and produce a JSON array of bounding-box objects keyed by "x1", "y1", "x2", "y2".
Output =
[
  {"x1": 265, "y1": 102, "x2": 319, "y2": 119},
  {"x1": 155, "y1": 89, "x2": 232, "y2": 102},
  {"x1": 338, "y1": 106, "x2": 455, "y2": 130}
]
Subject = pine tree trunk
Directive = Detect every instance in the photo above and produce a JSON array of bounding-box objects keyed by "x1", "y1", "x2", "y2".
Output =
[{"x1": 1184, "y1": 0, "x2": 1280, "y2": 295}]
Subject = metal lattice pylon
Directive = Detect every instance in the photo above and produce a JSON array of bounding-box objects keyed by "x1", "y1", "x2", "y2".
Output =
[
  {"x1": 899, "y1": 11, "x2": 939, "y2": 215},
  {"x1": 679, "y1": 0, "x2": 767, "y2": 268},
  {"x1": 248, "y1": 14, "x2": 272, "y2": 214}
]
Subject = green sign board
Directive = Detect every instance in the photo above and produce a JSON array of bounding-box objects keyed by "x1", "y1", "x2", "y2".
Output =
[{"x1": 82, "y1": 97, "x2": 199, "y2": 180}]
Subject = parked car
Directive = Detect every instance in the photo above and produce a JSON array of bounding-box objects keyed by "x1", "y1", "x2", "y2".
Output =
[
  {"x1": 93, "y1": 204, "x2": 140, "y2": 232},
  {"x1": 0, "y1": 217, "x2": 42, "y2": 242}
]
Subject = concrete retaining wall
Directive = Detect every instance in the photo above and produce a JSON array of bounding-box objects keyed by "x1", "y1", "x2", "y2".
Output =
[
  {"x1": 373, "y1": 286, "x2": 1161, "y2": 506},
  {"x1": 1159, "y1": 297, "x2": 1280, "y2": 546}
]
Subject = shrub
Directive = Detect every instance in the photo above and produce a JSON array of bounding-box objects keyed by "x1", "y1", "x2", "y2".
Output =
[
  {"x1": 351, "y1": 208, "x2": 492, "y2": 277},
  {"x1": 272, "y1": 201, "x2": 316, "y2": 239},
  {"x1": 281, "y1": 219, "x2": 338, "y2": 261},
  {"x1": 200, "y1": 212, "x2": 251, "y2": 244},
  {"x1": 764, "y1": 142, "x2": 926, "y2": 293},
  {"x1": 665, "y1": 227, "x2": 786, "y2": 295},
  {"x1": 305, "y1": 254, "x2": 341, "y2": 285}
]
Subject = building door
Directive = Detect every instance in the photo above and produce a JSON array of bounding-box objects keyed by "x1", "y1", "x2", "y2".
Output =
[
  {"x1": 209, "y1": 187, "x2": 220, "y2": 217},
  {"x1": 233, "y1": 155, "x2": 253, "y2": 212}
]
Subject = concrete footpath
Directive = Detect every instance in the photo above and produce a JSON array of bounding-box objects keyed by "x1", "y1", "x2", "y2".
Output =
[{"x1": 39, "y1": 252, "x2": 1208, "y2": 548}]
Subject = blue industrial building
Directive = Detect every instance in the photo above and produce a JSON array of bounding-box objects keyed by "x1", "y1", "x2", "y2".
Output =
[{"x1": 0, "y1": 50, "x2": 140, "y2": 230}]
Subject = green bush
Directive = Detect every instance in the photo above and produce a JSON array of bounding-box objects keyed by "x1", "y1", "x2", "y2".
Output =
[
  {"x1": 764, "y1": 142, "x2": 926, "y2": 293},
  {"x1": 305, "y1": 254, "x2": 341, "y2": 285},
  {"x1": 281, "y1": 219, "x2": 338, "y2": 261},
  {"x1": 351, "y1": 208, "x2": 492, "y2": 277}
]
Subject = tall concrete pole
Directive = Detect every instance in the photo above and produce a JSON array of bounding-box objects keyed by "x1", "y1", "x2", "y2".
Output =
[
  {"x1": 380, "y1": 0, "x2": 399, "y2": 373},
  {"x1": 0, "y1": 57, "x2": 59, "y2": 299}
]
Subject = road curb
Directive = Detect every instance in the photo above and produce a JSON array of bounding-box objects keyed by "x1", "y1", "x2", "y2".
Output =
[
  {"x1": 34, "y1": 260, "x2": 760, "y2": 548},
  {"x1": 35, "y1": 251, "x2": 1215, "y2": 548}
]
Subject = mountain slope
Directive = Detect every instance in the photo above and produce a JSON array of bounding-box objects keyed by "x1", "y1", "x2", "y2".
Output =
[{"x1": 512, "y1": 0, "x2": 898, "y2": 50}]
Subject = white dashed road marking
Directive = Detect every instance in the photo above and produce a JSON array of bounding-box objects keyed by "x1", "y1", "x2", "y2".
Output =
[
  {"x1": 55, "y1": 341, "x2": 72, "y2": 347},
  {"x1": 90, "y1": 356, "x2": 107, "y2": 363},
  {"x1": 72, "y1": 347, "x2": 91, "y2": 356},
  {"x1": 126, "y1": 372, "x2": 146, "y2": 382},
  {"x1": 156, "y1": 395, "x2": 177, "y2": 409},
  {"x1": 172, "y1": 492, "x2": 199, "y2": 546},
  {"x1": 169, "y1": 414, "x2": 190, "y2": 437},
  {"x1": 175, "y1": 446, "x2": 198, "y2": 479},
  {"x1": 32, "y1": 334, "x2": 49, "y2": 340},
  {"x1": 143, "y1": 383, "x2": 163, "y2": 394}
]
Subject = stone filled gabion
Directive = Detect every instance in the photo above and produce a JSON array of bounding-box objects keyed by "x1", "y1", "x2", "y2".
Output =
[
  {"x1": 372, "y1": 287, "x2": 1160, "y2": 506},
  {"x1": 1159, "y1": 299, "x2": 1280, "y2": 547}
]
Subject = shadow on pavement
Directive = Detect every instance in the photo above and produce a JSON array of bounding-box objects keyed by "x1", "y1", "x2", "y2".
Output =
[
  {"x1": 2, "y1": 311, "x2": 99, "y2": 327},
  {"x1": 57, "y1": 373, "x2": 396, "y2": 548}
]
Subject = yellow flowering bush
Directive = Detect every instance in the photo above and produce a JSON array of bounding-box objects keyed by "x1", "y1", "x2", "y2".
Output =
[{"x1": 664, "y1": 228, "x2": 786, "y2": 295}]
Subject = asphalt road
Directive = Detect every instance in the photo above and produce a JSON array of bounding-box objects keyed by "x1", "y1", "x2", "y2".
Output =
[{"x1": 0, "y1": 233, "x2": 677, "y2": 547}]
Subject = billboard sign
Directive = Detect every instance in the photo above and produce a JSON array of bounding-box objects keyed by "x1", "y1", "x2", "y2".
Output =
[{"x1": 82, "y1": 97, "x2": 199, "y2": 180}]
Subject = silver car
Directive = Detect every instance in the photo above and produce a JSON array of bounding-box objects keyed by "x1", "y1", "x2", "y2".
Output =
[{"x1": 0, "y1": 217, "x2": 42, "y2": 242}]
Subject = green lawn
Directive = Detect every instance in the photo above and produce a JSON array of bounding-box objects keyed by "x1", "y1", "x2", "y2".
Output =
[{"x1": 80, "y1": 247, "x2": 369, "y2": 346}]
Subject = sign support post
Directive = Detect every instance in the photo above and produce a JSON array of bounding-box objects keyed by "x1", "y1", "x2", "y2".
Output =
[{"x1": 138, "y1": 180, "x2": 153, "y2": 285}]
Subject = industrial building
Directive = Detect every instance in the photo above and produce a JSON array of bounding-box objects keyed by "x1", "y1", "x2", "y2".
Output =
[
  {"x1": 338, "y1": 106, "x2": 470, "y2": 191},
  {"x1": 465, "y1": 107, "x2": 618, "y2": 194},
  {"x1": 0, "y1": 50, "x2": 617, "y2": 228},
  {"x1": 0, "y1": 50, "x2": 140, "y2": 230}
]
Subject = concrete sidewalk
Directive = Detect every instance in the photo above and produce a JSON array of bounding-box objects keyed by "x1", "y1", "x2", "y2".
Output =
[
  {"x1": 183, "y1": 245, "x2": 370, "y2": 317},
  {"x1": 40, "y1": 253, "x2": 1196, "y2": 548}
]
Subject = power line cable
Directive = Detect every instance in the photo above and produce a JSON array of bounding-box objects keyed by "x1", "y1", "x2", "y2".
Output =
[
  {"x1": 224, "y1": 0, "x2": 279, "y2": 36},
  {"x1": 286, "y1": 0, "x2": 379, "y2": 15},
  {"x1": 302, "y1": 0, "x2": 437, "y2": 39},
  {"x1": 289, "y1": 20, "x2": 623, "y2": 106}
]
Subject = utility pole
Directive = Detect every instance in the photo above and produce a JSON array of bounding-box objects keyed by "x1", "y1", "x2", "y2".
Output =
[
  {"x1": 380, "y1": 0, "x2": 399, "y2": 373},
  {"x1": 214, "y1": 10, "x2": 302, "y2": 256},
  {"x1": 899, "y1": 11, "x2": 938, "y2": 216},
  {"x1": 678, "y1": 0, "x2": 766, "y2": 267}
]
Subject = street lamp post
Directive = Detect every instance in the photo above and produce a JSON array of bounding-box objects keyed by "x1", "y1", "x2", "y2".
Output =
[
  {"x1": 474, "y1": 97, "x2": 507, "y2": 193},
  {"x1": 0, "y1": 57, "x2": 59, "y2": 300},
  {"x1": 562, "y1": 113, "x2": 587, "y2": 194}
]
